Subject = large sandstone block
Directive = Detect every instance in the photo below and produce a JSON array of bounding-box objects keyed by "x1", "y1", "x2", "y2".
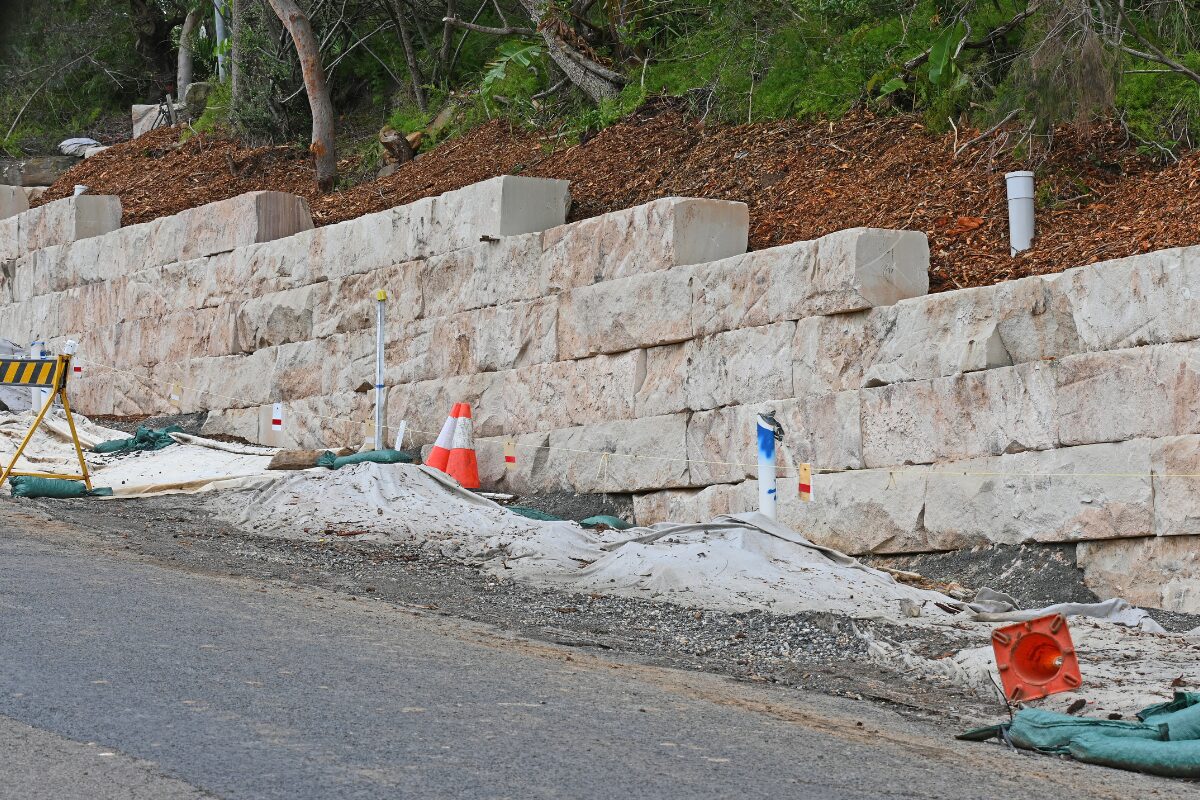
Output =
[
  {"x1": 1149, "y1": 435, "x2": 1200, "y2": 537},
  {"x1": 0, "y1": 215, "x2": 16, "y2": 261},
  {"x1": 234, "y1": 283, "x2": 323, "y2": 352},
  {"x1": 685, "y1": 392, "x2": 862, "y2": 486},
  {"x1": 17, "y1": 195, "x2": 121, "y2": 255},
  {"x1": 1077, "y1": 535, "x2": 1200, "y2": 613},
  {"x1": 543, "y1": 414, "x2": 691, "y2": 493},
  {"x1": 179, "y1": 191, "x2": 314, "y2": 261},
  {"x1": 387, "y1": 296, "x2": 558, "y2": 384},
  {"x1": 683, "y1": 322, "x2": 795, "y2": 412},
  {"x1": 556, "y1": 268, "x2": 692, "y2": 360},
  {"x1": 860, "y1": 360, "x2": 1058, "y2": 468},
  {"x1": 1057, "y1": 343, "x2": 1200, "y2": 447},
  {"x1": 0, "y1": 185, "x2": 28, "y2": 219},
  {"x1": 411, "y1": 233, "x2": 545, "y2": 320},
  {"x1": 541, "y1": 198, "x2": 748, "y2": 292},
  {"x1": 474, "y1": 430, "x2": 552, "y2": 494},
  {"x1": 1057, "y1": 246, "x2": 1200, "y2": 352},
  {"x1": 433, "y1": 175, "x2": 570, "y2": 247},
  {"x1": 632, "y1": 482, "x2": 757, "y2": 526},
  {"x1": 775, "y1": 468, "x2": 940, "y2": 555},
  {"x1": 923, "y1": 440, "x2": 1154, "y2": 547},
  {"x1": 792, "y1": 309, "x2": 890, "y2": 395}
]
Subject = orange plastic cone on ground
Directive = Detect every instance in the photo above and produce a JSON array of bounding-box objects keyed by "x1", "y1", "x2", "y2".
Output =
[
  {"x1": 426, "y1": 403, "x2": 461, "y2": 472},
  {"x1": 445, "y1": 403, "x2": 480, "y2": 489}
]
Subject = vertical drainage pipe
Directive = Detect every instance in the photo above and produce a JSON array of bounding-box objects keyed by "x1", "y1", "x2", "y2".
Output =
[
  {"x1": 756, "y1": 412, "x2": 779, "y2": 520},
  {"x1": 374, "y1": 289, "x2": 387, "y2": 451},
  {"x1": 1006, "y1": 170, "x2": 1035, "y2": 256}
]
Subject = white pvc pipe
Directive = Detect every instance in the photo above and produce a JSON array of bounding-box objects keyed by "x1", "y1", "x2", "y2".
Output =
[
  {"x1": 756, "y1": 413, "x2": 778, "y2": 520},
  {"x1": 374, "y1": 291, "x2": 387, "y2": 451},
  {"x1": 1006, "y1": 170, "x2": 1035, "y2": 256}
]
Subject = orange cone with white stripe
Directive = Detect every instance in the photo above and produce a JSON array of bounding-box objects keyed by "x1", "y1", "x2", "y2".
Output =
[
  {"x1": 445, "y1": 403, "x2": 480, "y2": 489},
  {"x1": 425, "y1": 403, "x2": 461, "y2": 472}
]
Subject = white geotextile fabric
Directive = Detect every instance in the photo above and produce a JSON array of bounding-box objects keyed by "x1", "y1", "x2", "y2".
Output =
[{"x1": 0, "y1": 410, "x2": 125, "y2": 482}]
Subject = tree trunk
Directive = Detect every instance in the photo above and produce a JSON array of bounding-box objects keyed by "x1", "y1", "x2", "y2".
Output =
[
  {"x1": 386, "y1": 0, "x2": 427, "y2": 111},
  {"x1": 177, "y1": 8, "x2": 201, "y2": 95},
  {"x1": 438, "y1": 0, "x2": 457, "y2": 88},
  {"x1": 264, "y1": 0, "x2": 338, "y2": 192},
  {"x1": 230, "y1": 0, "x2": 243, "y2": 110},
  {"x1": 517, "y1": 0, "x2": 622, "y2": 103},
  {"x1": 130, "y1": 0, "x2": 182, "y2": 87}
]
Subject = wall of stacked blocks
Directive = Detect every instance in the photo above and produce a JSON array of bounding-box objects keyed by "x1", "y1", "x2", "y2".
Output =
[{"x1": 1, "y1": 177, "x2": 1198, "y2": 611}]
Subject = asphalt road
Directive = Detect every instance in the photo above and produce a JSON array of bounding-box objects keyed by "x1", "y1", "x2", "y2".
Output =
[{"x1": 0, "y1": 528, "x2": 1192, "y2": 799}]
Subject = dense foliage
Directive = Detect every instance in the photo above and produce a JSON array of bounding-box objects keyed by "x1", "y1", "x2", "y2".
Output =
[{"x1": 3, "y1": 0, "x2": 1200, "y2": 162}]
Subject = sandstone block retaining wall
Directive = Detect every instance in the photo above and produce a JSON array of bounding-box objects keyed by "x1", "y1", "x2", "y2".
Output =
[{"x1": 2, "y1": 177, "x2": 1199, "y2": 610}]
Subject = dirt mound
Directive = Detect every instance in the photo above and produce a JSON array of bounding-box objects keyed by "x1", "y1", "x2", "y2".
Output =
[{"x1": 37, "y1": 112, "x2": 1200, "y2": 293}]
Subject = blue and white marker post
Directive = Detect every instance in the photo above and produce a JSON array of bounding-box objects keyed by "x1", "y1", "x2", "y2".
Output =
[
  {"x1": 374, "y1": 289, "x2": 388, "y2": 451},
  {"x1": 756, "y1": 411, "x2": 781, "y2": 520}
]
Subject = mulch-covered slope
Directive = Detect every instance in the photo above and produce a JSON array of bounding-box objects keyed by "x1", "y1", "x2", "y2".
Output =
[{"x1": 36, "y1": 110, "x2": 1200, "y2": 293}]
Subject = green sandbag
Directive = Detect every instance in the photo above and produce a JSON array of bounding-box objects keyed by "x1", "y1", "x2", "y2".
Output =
[
  {"x1": 507, "y1": 506, "x2": 563, "y2": 521},
  {"x1": 92, "y1": 425, "x2": 183, "y2": 454},
  {"x1": 580, "y1": 515, "x2": 632, "y2": 530},
  {"x1": 1144, "y1": 701, "x2": 1200, "y2": 741},
  {"x1": 316, "y1": 449, "x2": 413, "y2": 469},
  {"x1": 1140, "y1": 692, "x2": 1200, "y2": 722},
  {"x1": 9, "y1": 476, "x2": 113, "y2": 499},
  {"x1": 960, "y1": 709, "x2": 1164, "y2": 753},
  {"x1": 1068, "y1": 733, "x2": 1200, "y2": 778}
]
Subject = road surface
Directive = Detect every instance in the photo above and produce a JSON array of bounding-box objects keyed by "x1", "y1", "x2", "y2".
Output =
[{"x1": 0, "y1": 523, "x2": 1190, "y2": 799}]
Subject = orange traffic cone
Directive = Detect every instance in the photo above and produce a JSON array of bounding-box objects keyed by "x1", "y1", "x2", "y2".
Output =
[
  {"x1": 425, "y1": 403, "x2": 461, "y2": 472},
  {"x1": 991, "y1": 613, "x2": 1082, "y2": 702},
  {"x1": 445, "y1": 403, "x2": 480, "y2": 489}
]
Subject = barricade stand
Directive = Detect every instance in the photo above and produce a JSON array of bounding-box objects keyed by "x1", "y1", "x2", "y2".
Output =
[{"x1": 0, "y1": 354, "x2": 92, "y2": 490}]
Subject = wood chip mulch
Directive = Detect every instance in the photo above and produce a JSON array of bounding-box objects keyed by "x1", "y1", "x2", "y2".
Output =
[{"x1": 35, "y1": 110, "x2": 1199, "y2": 294}]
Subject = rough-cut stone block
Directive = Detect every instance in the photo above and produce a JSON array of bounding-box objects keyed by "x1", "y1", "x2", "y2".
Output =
[
  {"x1": 792, "y1": 309, "x2": 890, "y2": 395},
  {"x1": 1149, "y1": 435, "x2": 1200, "y2": 537},
  {"x1": 1057, "y1": 343, "x2": 1200, "y2": 447},
  {"x1": 436, "y1": 175, "x2": 569, "y2": 245},
  {"x1": 17, "y1": 195, "x2": 121, "y2": 254},
  {"x1": 0, "y1": 185, "x2": 28, "y2": 220},
  {"x1": 688, "y1": 228, "x2": 923, "y2": 338},
  {"x1": 683, "y1": 322, "x2": 795, "y2": 412},
  {"x1": 804, "y1": 228, "x2": 928, "y2": 315},
  {"x1": 684, "y1": 394, "x2": 862, "y2": 487},
  {"x1": 557, "y1": 268, "x2": 692, "y2": 360},
  {"x1": 861, "y1": 361, "x2": 1058, "y2": 468},
  {"x1": 474, "y1": 430, "x2": 552, "y2": 493},
  {"x1": 387, "y1": 296, "x2": 558, "y2": 384},
  {"x1": 775, "y1": 468, "x2": 936, "y2": 554},
  {"x1": 1077, "y1": 535, "x2": 1200, "y2": 613},
  {"x1": 632, "y1": 482, "x2": 757, "y2": 526},
  {"x1": 234, "y1": 284, "x2": 322, "y2": 352},
  {"x1": 923, "y1": 441, "x2": 1154, "y2": 547},
  {"x1": 179, "y1": 191, "x2": 314, "y2": 261},
  {"x1": 544, "y1": 414, "x2": 690, "y2": 493},
  {"x1": 0, "y1": 215, "x2": 17, "y2": 261},
  {"x1": 1058, "y1": 246, "x2": 1200, "y2": 352},
  {"x1": 541, "y1": 198, "x2": 748, "y2": 292},
  {"x1": 634, "y1": 342, "x2": 688, "y2": 418}
]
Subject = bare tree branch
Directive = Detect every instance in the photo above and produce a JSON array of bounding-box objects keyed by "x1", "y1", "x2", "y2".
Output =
[{"x1": 441, "y1": 16, "x2": 536, "y2": 36}]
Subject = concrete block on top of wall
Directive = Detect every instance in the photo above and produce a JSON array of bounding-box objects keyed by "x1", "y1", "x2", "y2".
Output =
[
  {"x1": 16, "y1": 195, "x2": 122, "y2": 256},
  {"x1": 179, "y1": 191, "x2": 315, "y2": 261},
  {"x1": 0, "y1": 185, "x2": 29, "y2": 220}
]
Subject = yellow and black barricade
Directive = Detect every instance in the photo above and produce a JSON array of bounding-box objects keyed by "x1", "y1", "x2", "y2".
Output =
[{"x1": 0, "y1": 354, "x2": 92, "y2": 490}]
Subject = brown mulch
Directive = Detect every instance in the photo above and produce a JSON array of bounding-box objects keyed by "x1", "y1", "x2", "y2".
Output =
[{"x1": 36, "y1": 111, "x2": 1200, "y2": 293}]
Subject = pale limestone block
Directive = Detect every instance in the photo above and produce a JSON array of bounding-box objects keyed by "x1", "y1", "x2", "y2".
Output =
[
  {"x1": 683, "y1": 322, "x2": 794, "y2": 412},
  {"x1": 306, "y1": 210, "x2": 393, "y2": 284},
  {"x1": 775, "y1": 468, "x2": 940, "y2": 555},
  {"x1": 0, "y1": 185, "x2": 29, "y2": 219},
  {"x1": 634, "y1": 342, "x2": 688, "y2": 418},
  {"x1": 488, "y1": 350, "x2": 644, "y2": 437},
  {"x1": 429, "y1": 176, "x2": 569, "y2": 251},
  {"x1": 1058, "y1": 246, "x2": 1200, "y2": 352},
  {"x1": 179, "y1": 191, "x2": 313, "y2": 261},
  {"x1": 415, "y1": 233, "x2": 544, "y2": 319},
  {"x1": 632, "y1": 482, "x2": 758, "y2": 526},
  {"x1": 992, "y1": 274, "x2": 1084, "y2": 364},
  {"x1": 0, "y1": 215, "x2": 17, "y2": 261},
  {"x1": 861, "y1": 361, "x2": 1058, "y2": 468},
  {"x1": 805, "y1": 228, "x2": 928, "y2": 315},
  {"x1": 17, "y1": 195, "x2": 121, "y2": 255},
  {"x1": 792, "y1": 309, "x2": 891, "y2": 395},
  {"x1": 234, "y1": 283, "x2": 321, "y2": 351},
  {"x1": 185, "y1": 348, "x2": 280, "y2": 409},
  {"x1": 474, "y1": 431, "x2": 552, "y2": 493},
  {"x1": 1150, "y1": 435, "x2": 1200, "y2": 537},
  {"x1": 556, "y1": 268, "x2": 692, "y2": 360},
  {"x1": 544, "y1": 414, "x2": 690, "y2": 493},
  {"x1": 541, "y1": 198, "x2": 748, "y2": 292},
  {"x1": 1077, "y1": 535, "x2": 1200, "y2": 613},
  {"x1": 1057, "y1": 343, "x2": 1200, "y2": 447},
  {"x1": 923, "y1": 440, "x2": 1153, "y2": 547}
]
